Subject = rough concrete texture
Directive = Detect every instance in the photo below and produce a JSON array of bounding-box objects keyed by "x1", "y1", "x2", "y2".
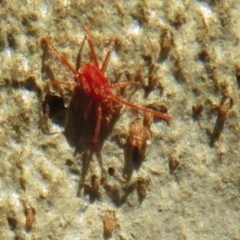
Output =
[{"x1": 0, "y1": 0, "x2": 240, "y2": 239}]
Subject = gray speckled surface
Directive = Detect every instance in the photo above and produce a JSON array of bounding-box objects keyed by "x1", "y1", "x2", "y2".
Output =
[{"x1": 1, "y1": 0, "x2": 240, "y2": 239}]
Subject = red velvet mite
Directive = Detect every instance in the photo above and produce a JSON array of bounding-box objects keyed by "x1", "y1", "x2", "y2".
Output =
[{"x1": 42, "y1": 25, "x2": 171, "y2": 144}]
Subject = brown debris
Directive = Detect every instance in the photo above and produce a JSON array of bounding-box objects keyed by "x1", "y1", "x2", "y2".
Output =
[
  {"x1": 128, "y1": 117, "x2": 150, "y2": 151},
  {"x1": 210, "y1": 96, "x2": 233, "y2": 146},
  {"x1": 160, "y1": 28, "x2": 174, "y2": 61},
  {"x1": 91, "y1": 174, "x2": 101, "y2": 192},
  {"x1": 192, "y1": 103, "x2": 204, "y2": 119},
  {"x1": 169, "y1": 155, "x2": 180, "y2": 174},
  {"x1": 102, "y1": 209, "x2": 118, "y2": 237},
  {"x1": 137, "y1": 177, "x2": 150, "y2": 198},
  {"x1": 25, "y1": 206, "x2": 36, "y2": 230}
]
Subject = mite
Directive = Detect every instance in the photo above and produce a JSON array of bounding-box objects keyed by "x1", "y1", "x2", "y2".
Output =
[{"x1": 42, "y1": 25, "x2": 171, "y2": 144}]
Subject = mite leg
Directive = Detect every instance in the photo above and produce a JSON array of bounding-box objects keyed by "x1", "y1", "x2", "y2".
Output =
[
  {"x1": 111, "y1": 94, "x2": 172, "y2": 121},
  {"x1": 84, "y1": 25, "x2": 99, "y2": 68},
  {"x1": 42, "y1": 37, "x2": 77, "y2": 76},
  {"x1": 101, "y1": 39, "x2": 115, "y2": 73},
  {"x1": 93, "y1": 103, "x2": 103, "y2": 144}
]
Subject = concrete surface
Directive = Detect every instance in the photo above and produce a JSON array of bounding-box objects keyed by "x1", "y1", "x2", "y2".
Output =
[{"x1": 0, "y1": 0, "x2": 240, "y2": 239}]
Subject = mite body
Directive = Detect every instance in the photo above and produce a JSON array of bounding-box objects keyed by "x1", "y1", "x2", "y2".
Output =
[{"x1": 43, "y1": 25, "x2": 171, "y2": 144}]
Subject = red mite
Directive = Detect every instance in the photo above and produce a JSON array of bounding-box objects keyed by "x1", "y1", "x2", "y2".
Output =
[{"x1": 42, "y1": 25, "x2": 171, "y2": 144}]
